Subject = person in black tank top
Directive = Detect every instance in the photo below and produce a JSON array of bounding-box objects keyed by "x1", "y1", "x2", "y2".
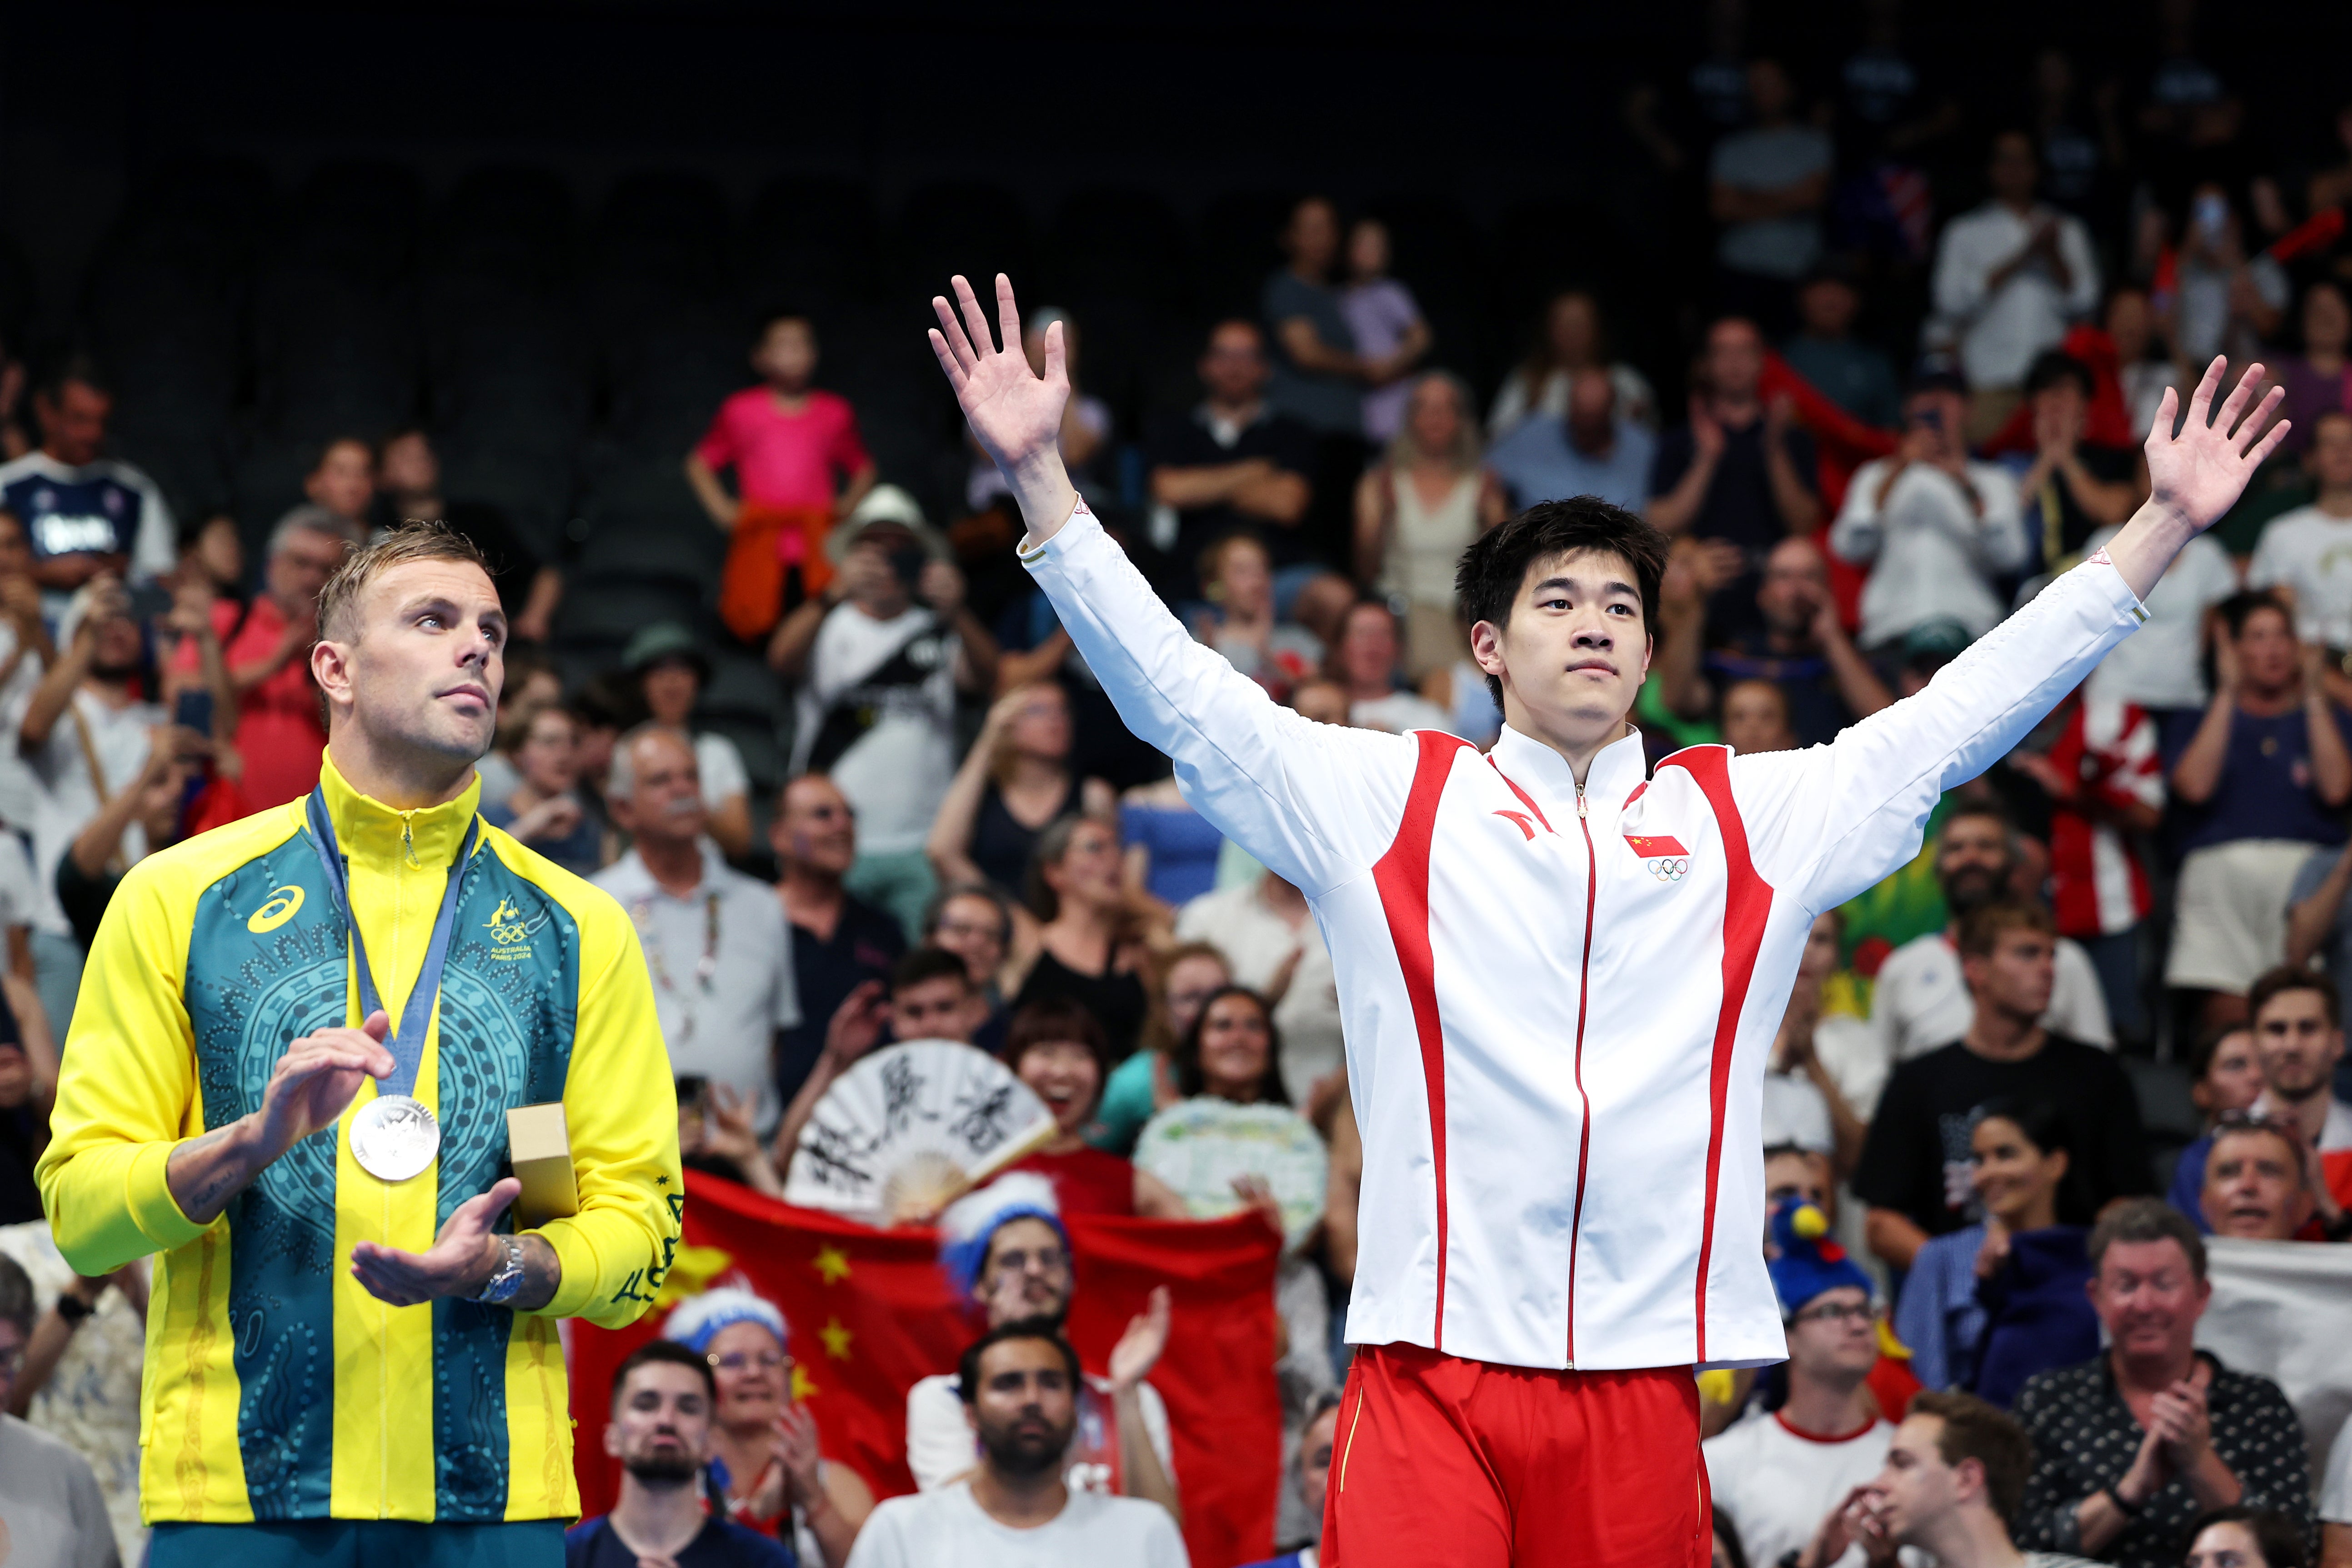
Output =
[
  {"x1": 1008, "y1": 814, "x2": 1154, "y2": 1059},
  {"x1": 927, "y1": 681, "x2": 1111, "y2": 899}
]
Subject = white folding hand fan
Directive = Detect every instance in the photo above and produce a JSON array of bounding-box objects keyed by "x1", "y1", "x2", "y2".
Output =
[{"x1": 783, "y1": 1039, "x2": 1059, "y2": 1223}]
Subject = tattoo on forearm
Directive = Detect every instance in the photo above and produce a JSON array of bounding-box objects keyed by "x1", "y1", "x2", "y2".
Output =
[
  {"x1": 166, "y1": 1123, "x2": 257, "y2": 1224},
  {"x1": 512, "y1": 1233, "x2": 561, "y2": 1313}
]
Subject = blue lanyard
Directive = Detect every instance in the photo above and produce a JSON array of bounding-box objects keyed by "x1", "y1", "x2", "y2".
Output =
[{"x1": 305, "y1": 786, "x2": 481, "y2": 1100}]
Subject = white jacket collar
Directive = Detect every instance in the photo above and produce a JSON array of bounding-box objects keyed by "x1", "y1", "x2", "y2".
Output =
[{"x1": 1488, "y1": 721, "x2": 1649, "y2": 807}]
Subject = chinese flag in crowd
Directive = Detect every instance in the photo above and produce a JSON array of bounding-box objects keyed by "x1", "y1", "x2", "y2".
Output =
[{"x1": 570, "y1": 1172, "x2": 1286, "y2": 1568}]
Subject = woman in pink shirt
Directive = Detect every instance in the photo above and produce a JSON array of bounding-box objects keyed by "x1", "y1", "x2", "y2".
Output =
[{"x1": 687, "y1": 312, "x2": 877, "y2": 636}]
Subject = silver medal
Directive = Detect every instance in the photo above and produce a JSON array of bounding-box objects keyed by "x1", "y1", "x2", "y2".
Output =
[{"x1": 349, "y1": 1094, "x2": 441, "y2": 1182}]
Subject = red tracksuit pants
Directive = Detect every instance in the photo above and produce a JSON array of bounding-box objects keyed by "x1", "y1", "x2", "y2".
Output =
[{"x1": 1321, "y1": 1343, "x2": 1711, "y2": 1568}]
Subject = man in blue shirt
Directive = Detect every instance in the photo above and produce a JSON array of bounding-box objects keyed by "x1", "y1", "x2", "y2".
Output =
[
  {"x1": 1483, "y1": 369, "x2": 1656, "y2": 514},
  {"x1": 0, "y1": 358, "x2": 174, "y2": 615},
  {"x1": 567, "y1": 1341, "x2": 795, "y2": 1568}
]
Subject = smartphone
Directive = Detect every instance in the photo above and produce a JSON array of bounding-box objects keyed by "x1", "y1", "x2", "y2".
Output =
[
  {"x1": 890, "y1": 545, "x2": 929, "y2": 591},
  {"x1": 674, "y1": 1075, "x2": 711, "y2": 1117},
  {"x1": 173, "y1": 689, "x2": 214, "y2": 737},
  {"x1": 127, "y1": 582, "x2": 174, "y2": 622}
]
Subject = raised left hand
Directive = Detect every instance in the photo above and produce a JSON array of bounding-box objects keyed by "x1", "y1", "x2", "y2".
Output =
[
  {"x1": 1107, "y1": 1284, "x2": 1172, "y2": 1393},
  {"x1": 350, "y1": 1177, "x2": 520, "y2": 1307},
  {"x1": 2145, "y1": 357, "x2": 2290, "y2": 537}
]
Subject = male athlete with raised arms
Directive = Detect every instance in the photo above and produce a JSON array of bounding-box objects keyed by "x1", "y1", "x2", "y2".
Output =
[{"x1": 931, "y1": 273, "x2": 2287, "y2": 1568}]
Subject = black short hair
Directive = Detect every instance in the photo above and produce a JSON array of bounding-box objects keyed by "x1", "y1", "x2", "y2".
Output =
[
  {"x1": 1454, "y1": 497, "x2": 1669, "y2": 710},
  {"x1": 2188, "y1": 1021, "x2": 2252, "y2": 1083},
  {"x1": 2185, "y1": 1506, "x2": 2312, "y2": 1568},
  {"x1": 1003, "y1": 996, "x2": 1112, "y2": 1090},
  {"x1": 890, "y1": 945, "x2": 973, "y2": 997},
  {"x1": 2217, "y1": 589, "x2": 2290, "y2": 641},
  {"x1": 609, "y1": 1338, "x2": 716, "y2": 1409},
  {"x1": 956, "y1": 1317, "x2": 1083, "y2": 1405},
  {"x1": 2024, "y1": 349, "x2": 2094, "y2": 400},
  {"x1": 33, "y1": 350, "x2": 108, "y2": 406}
]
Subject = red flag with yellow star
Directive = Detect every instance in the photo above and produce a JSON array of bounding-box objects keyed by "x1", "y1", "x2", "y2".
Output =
[{"x1": 570, "y1": 1171, "x2": 1285, "y2": 1567}]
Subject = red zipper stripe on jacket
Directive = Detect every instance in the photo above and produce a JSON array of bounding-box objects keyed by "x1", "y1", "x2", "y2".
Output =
[
  {"x1": 1656, "y1": 744, "x2": 1772, "y2": 1363},
  {"x1": 1566, "y1": 787, "x2": 1597, "y2": 1365},
  {"x1": 1372, "y1": 730, "x2": 1472, "y2": 1347}
]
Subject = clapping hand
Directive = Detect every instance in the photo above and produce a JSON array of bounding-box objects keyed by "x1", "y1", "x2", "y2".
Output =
[
  {"x1": 2145, "y1": 358, "x2": 2289, "y2": 537},
  {"x1": 1108, "y1": 1285, "x2": 1173, "y2": 1394}
]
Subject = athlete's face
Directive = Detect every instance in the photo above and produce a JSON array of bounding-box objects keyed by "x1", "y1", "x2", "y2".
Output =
[
  {"x1": 1470, "y1": 549, "x2": 1651, "y2": 755},
  {"x1": 314, "y1": 558, "x2": 505, "y2": 768}
]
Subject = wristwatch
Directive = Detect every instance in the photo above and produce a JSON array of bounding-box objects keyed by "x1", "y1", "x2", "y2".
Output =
[{"x1": 469, "y1": 1234, "x2": 526, "y2": 1306}]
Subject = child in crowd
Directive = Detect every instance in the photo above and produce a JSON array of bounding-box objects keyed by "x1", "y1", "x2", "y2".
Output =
[{"x1": 688, "y1": 311, "x2": 879, "y2": 639}]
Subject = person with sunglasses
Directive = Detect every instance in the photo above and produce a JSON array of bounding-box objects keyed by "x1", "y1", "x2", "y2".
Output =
[
  {"x1": 663, "y1": 1288, "x2": 872, "y2": 1567},
  {"x1": 1704, "y1": 1200, "x2": 1895, "y2": 1568}
]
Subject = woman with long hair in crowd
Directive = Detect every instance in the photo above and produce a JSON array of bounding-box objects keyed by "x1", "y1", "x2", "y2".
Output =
[
  {"x1": 1486, "y1": 286, "x2": 1656, "y2": 437},
  {"x1": 1006, "y1": 813, "x2": 1162, "y2": 1059},
  {"x1": 1892, "y1": 1098, "x2": 2099, "y2": 1407},
  {"x1": 1093, "y1": 941, "x2": 1232, "y2": 1156},
  {"x1": 1003, "y1": 995, "x2": 1189, "y2": 1218},
  {"x1": 661, "y1": 1287, "x2": 873, "y2": 1567},
  {"x1": 1351, "y1": 370, "x2": 1506, "y2": 680},
  {"x1": 926, "y1": 680, "x2": 1111, "y2": 899}
]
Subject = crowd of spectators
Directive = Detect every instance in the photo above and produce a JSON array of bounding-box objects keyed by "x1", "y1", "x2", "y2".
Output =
[{"x1": 8, "y1": 4, "x2": 2352, "y2": 1566}]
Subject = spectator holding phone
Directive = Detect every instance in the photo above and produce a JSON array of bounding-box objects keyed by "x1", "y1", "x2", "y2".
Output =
[
  {"x1": 55, "y1": 725, "x2": 206, "y2": 951},
  {"x1": 773, "y1": 496, "x2": 999, "y2": 939},
  {"x1": 166, "y1": 510, "x2": 350, "y2": 811}
]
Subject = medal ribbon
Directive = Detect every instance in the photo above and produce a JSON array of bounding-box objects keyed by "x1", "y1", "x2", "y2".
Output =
[{"x1": 305, "y1": 785, "x2": 482, "y2": 1100}]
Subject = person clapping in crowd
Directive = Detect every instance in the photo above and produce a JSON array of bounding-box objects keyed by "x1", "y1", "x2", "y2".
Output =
[
  {"x1": 855, "y1": 1323, "x2": 1187, "y2": 1568},
  {"x1": 2012, "y1": 1201, "x2": 2315, "y2": 1567},
  {"x1": 1006, "y1": 814, "x2": 1158, "y2": 1061},
  {"x1": 661, "y1": 1288, "x2": 873, "y2": 1565},
  {"x1": 908, "y1": 1174, "x2": 1179, "y2": 1515}
]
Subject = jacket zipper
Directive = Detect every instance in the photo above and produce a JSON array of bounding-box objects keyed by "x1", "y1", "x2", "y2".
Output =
[{"x1": 1567, "y1": 784, "x2": 1597, "y2": 1366}]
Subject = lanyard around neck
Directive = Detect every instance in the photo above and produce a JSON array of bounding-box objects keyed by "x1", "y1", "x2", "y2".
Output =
[{"x1": 305, "y1": 786, "x2": 481, "y2": 1099}]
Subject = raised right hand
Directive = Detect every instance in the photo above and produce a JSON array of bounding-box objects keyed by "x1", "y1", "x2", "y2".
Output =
[
  {"x1": 930, "y1": 274, "x2": 1071, "y2": 480},
  {"x1": 256, "y1": 1010, "x2": 395, "y2": 1160}
]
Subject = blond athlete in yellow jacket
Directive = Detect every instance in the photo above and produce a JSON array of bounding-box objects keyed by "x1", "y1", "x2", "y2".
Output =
[{"x1": 37, "y1": 523, "x2": 682, "y2": 1568}]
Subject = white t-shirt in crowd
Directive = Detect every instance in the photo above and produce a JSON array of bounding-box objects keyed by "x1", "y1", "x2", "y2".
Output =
[
  {"x1": 1828, "y1": 459, "x2": 2031, "y2": 647},
  {"x1": 1812, "y1": 1012, "x2": 1891, "y2": 1121},
  {"x1": 11, "y1": 686, "x2": 165, "y2": 937},
  {"x1": 0, "y1": 622, "x2": 49, "y2": 833},
  {"x1": 1762, "y1": 1070, "x2": 1835, "y2": 1156},
  {"x1": 904, "y1": 1372, "x2": 1174, "y2": 1497},
  {"x1": 1703, "y1": 1409, "x2": 1894, "y2": 1568},
  {"x1": 1930, "y1": 201, "x2": 2100, "y2": 392},
  {"x1": 1865, "y1": 930, "x2": 2112, "y2": 1062},
  {"x1": 2085, "y1": 525, "x2": 2235, "y2": 710},
  {"x1": 789, "y1": 603, "x2": 959, "y2": 856},
  {"x1": 2250, "y1": 504, "x2": 2352, "y2": 651},
  {"x1": 846, "y1": 1478, "x2": 1188, "y2": 1568},
  {"x1": 0, "y1": 830, "x2": 36, "y2": 934},
  {"x1": 694, "y1": 730, "x2": 749, "y2": 804}
]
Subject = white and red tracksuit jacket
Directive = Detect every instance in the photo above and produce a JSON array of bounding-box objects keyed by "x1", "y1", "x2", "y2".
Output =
[{"x1": 1026, "y1": 506, "x2": 2147, "y2": 1372}]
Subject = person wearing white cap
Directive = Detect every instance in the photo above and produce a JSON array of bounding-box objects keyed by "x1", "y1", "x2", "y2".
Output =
[
  {"x1": 770, "y1": 488, "x2": 1000, "y2": 939},
  {"x1": 664, "y1": 1285, "x2": 874, "y2": 1566},
  {"x1": 904, "y1": 1172, "x2": 1179, "y2": 1519}
]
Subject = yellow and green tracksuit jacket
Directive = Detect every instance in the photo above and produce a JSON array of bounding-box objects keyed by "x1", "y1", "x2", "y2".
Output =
[{"x1": 35, "y1": 759, "x2": 683, "y2": 1526}]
